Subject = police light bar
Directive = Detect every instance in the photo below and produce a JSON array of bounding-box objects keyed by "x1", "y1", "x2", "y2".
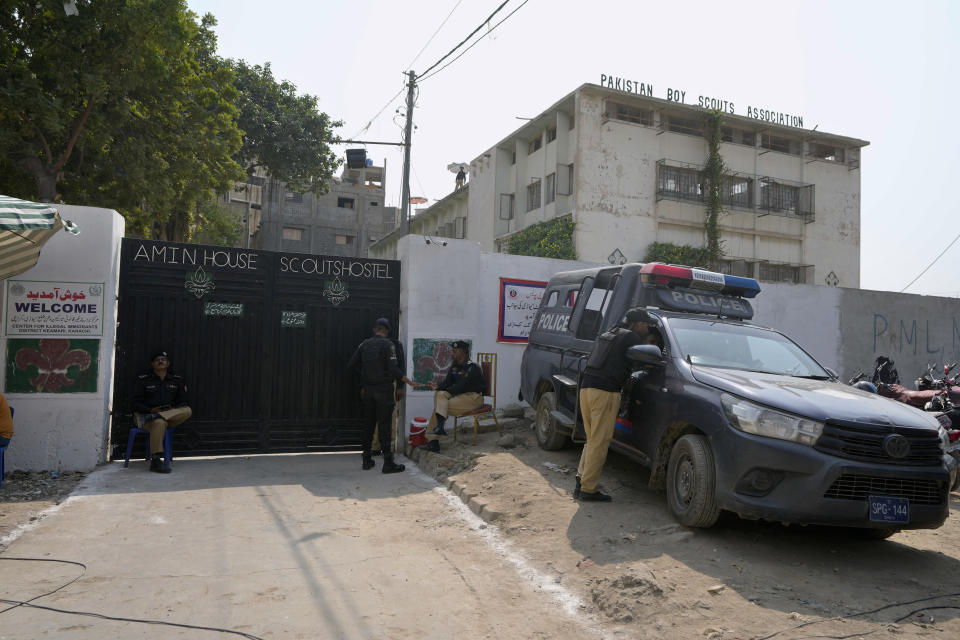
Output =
[{"x1": 639, "y1": 263, "x2": 761, "y2": 299}]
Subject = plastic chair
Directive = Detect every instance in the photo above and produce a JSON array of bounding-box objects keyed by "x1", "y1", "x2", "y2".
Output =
[
  {"x1": 124, "y1": 426, "x2": 174, "y2": 468},
  {"x1": 453, "y1": 353, "x2": 502, "y2": 445}
]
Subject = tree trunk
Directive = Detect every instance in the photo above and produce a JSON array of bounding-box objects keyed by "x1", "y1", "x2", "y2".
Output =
[{"x1": 23, "y1": 156, "x2": 59, "y2": 202}]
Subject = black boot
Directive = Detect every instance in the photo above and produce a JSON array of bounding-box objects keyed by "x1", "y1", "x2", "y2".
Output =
[
  {"x1": 149, "y1": 454, "x2": 171, "y2": 474},
  {"x1": 381, "y1": 456, "x2": 405, "y2": 474},
  {"x1": 578, "y1": 489, "x2": 612, "y2": 502},
  {"x1": 573, "y1": 476, "x2": 581, "y2": 500},
  {"x1": 362, "y1": 452, "x2": 375, "y2": 470},
  {"x1": 419, "y1": 439, "x2": 440, "y2": 453},
  {"x1": 430, "y1": 414, "x2": 447, "y2": 436}
]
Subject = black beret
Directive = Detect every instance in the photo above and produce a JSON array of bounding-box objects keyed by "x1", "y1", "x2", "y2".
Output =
[{"x1": 625, "y1": 308, "x2": 651, "y2": 325}]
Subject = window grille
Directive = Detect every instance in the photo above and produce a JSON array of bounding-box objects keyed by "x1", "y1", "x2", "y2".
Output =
[
  {"x1": 657, "y1": 164, "x2": 703, "y2": 202},
  {"x1": 526, "y1": 180, "x2": 541, "y2": 212},
  {"x1": 663, "y1": 114, "x2": 703, "y2": 136},
  {"x1": 606, "y1": 101, "x2": 652, "y2": 126},
  {"x1": 722, "y1": 175, "x2": 753, "y2": 209},
  {"x1": 546, "y1": 127, "x2": 557, "y2": 143},
  {"x1": 528, "y1": 137, "x2": 542, "y2": 154},
  {"x1": 285, "y1": 191, "x2": 303, "y2": 203},
  {"x1": 759, "y1": 179, "x2": 814, "y2": 219}
]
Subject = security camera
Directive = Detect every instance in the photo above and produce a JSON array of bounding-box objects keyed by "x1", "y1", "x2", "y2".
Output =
[{"x1": 440, "y1": 240, "x2": 448, "y2": 246}]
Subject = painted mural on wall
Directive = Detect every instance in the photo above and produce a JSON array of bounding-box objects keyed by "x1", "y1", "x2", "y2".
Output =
[
  {"x1": 5, "y1": 281, "x2": 104, "y2": 336},
  {"x1": 5, "y1": 338, "x2": 99, "y2": 393},
  {"x1": 412, "y1": 338, "x2": 473, "y2": 387}
]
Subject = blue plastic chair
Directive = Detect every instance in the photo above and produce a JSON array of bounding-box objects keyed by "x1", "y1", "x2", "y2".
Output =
[
  {"x1": 124, "y1": 426, "x2": 174, "y2": 468},
  {"x1": 1, "y1": 407, "x2": 11, "y2": 489}
]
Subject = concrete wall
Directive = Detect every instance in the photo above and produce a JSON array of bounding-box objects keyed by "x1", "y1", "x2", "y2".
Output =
[
  {"x1": 396, "y1": 235, "x2": 596, "y2": 437},
  {"x1": 1, "y1": 205, "x2": 124, "y2": 472}
]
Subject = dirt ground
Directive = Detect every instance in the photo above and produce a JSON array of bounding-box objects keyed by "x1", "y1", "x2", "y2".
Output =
[
  {"x1": 419, "y1": 410, "x2": 960, "y2": 640},
  {"x1": 0, "y1": 470, "x2": 88, "y2": 550}
]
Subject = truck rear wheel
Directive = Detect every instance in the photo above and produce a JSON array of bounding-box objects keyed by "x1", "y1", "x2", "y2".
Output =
[
  {"x1": 666, "y1": 434, "x2": 720, "y2": 528},
  {"x1": 535, "y1": 392, "x2": 568, "y2": 450}
]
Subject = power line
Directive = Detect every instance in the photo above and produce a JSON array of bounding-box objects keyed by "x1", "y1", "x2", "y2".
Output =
[
  {"x1": 419, "y1": 0, "x2": 531, "y2": 83},
  {"x1": 899, "y1": 229, "x2": 960, "y2": 293},
  {"x1": 349, "y1": 82, "x2": 407, "y2": 139},
  {"x1": 404, "y1": 0, "x2": 464, "y2": 72},
  {"x1": 418, "y1": 0, "x2": 510, "y2": 78}
]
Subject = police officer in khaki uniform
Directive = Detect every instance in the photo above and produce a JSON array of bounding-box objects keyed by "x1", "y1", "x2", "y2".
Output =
[
  {"x1": 132, "y1": 351, "x2": 192, "y2": 474},
  {"x1": 575, "y1": 308, "x2": 651, "y2": 501},
  {"x1": 348, "y1": 319, "x2": 417, "y2": 472}
]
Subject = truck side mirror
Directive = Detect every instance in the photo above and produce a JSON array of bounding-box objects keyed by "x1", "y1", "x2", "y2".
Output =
[
  {"x1": 626, "y1": 344, "x2": 664, "y2": 366},
  {"x1": 824, "y1": 367, "x2": 838, "y2": 380}
]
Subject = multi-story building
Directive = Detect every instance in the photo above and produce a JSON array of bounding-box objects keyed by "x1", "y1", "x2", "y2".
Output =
[
  {"x1": 373, "y1": 82, "x2": 868, "y2": 287},
  {"x1": 254, "y1": 162, "x2": 398, "y2": 257}
]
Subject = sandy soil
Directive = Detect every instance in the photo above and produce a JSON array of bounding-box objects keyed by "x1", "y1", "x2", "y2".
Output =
[{"x1": 421, "y1": 411, "x2": 960, "y2": 640}]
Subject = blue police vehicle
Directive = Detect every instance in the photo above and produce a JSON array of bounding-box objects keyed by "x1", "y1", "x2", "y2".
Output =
[{"x1": 520, "y1": 262, "x2": 952, "y2": 535}]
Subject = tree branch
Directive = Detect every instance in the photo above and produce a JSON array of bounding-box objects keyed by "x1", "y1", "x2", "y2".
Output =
[
  {"x1": 19, "y1": 113, "x2": 54, "y2": 170},
  {"x1": 55, "y1": 60, "x2": 123, "y2": 172}
]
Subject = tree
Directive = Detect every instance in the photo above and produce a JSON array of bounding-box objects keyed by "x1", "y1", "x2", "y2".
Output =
[{"x1": 229, "y1": 60, "x2": 342, "y2": 195}]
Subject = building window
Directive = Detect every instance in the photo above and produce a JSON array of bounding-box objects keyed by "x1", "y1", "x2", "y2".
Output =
[
  {"x1": 569, "y1": 113, "x2": 575, "y2": 130},
  {"x1": 335, "y1": 234, "x2": 355, "y2": 245},
  {"x1": 807, "y1": 142, "x2": 845, "y2": 163},
  {"x1": 722, "y1": 175, "x2": 753, "y2": 209},
  {"x1": 282, "y1": 227, "x2": 303, "y2": 241},
  {"x1": 528, "y1": 137, "x2": 542, "y2": 154},
  {"x1": 337, "y1": 197, "x2": 355, "y2": 209},
  {"x1": 285, "y1": 190, "x2": 303, "y2": 203},
  {"x1": 760, "y1": 133, "x2": 799, "y2": 155},
  {"x1": 716, "y1": 259, "x2": 755, "y2": 278},
  {"x1": 370, "y1": 201, "x2": 379, "y2": 207},
  {"x1": 526, "y1": 179, "x2": 541, "y2": 212},
  {"x1": 455, "y1": 217, "x2": 466, "y2": 239},
  {"x1": 721, "y1": 127, "x2": 756, "y2": 146},
  {"x1": 510, "y1": 151, "x2": 516, "y2": 165},
  {"x1": 544, "y1": 173, "x2": 556, "y2": 205},
  {"x1": 759, "y1": 178, "x2": 815, "y2": 219},
  {"x1": 759, "y1": 262, "x2": 809, "y2": 284},
  {"x1": 246, "y1": 175, "x2": 266, "y2": 187},
  {"x1": 657, "y1": 164, "x2": 702, "y2": 202},
  {"x1": 557, "y1": 163, "x2": 574, "y2": 196},
  {"x1": 606, "y1": 101, "x2": 652, "y2": 126},
  {"x1": 546, "y1": 127, "x2": 557, "y2": 143},
  {"x1": 499, "y1": 194, "x2": 515, "y2": 220},
  {"x1": 663, "y1": 114, "x2": 703, "y2": 136}
]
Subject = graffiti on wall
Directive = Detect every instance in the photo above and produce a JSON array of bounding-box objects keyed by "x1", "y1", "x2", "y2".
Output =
[{"x1": 872, "y1": 313, "x2": 960, "y2": 361}]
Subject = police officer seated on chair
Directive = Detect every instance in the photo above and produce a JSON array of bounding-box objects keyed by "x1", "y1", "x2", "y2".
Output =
[
  {"x1": 132, "y1": 351, "x2": 192, "y2": 474},
  {"x1": 420, "y1": 340, "x2": 485, "y2": 452}
]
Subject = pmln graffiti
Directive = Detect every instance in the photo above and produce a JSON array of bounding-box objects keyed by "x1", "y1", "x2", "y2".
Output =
[{"x1": 873, "y1": 313, "x2": 960, "y2": 359}]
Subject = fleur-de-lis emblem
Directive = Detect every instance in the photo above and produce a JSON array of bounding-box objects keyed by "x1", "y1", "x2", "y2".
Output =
[
  {"x1": 185, "y1": 266, "x2": 215, "y2": 299},
  {"x1": 323, "y1": 277, "x2": 349, "y2": 306},
  {"x1": 14, "y1": 338, "x2": 92, "y2": 392}
]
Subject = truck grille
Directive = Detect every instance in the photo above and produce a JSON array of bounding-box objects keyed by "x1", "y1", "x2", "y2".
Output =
[
  {"x1": 815, "y1": 420, "x2": 943, "y2": 466},
  {"x1": 824, "y1": 474, "x2": 944, "y2": 505}
]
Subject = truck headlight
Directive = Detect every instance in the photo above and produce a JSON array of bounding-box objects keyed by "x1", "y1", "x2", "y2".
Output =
[{"x1": 722, "y1": 394, "x2": 824, "y2": 446}]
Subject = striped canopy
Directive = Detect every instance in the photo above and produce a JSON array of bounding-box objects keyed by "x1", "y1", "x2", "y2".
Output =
[{"x1": 0, "y1": 195, "x2": 80, "y2": 281}]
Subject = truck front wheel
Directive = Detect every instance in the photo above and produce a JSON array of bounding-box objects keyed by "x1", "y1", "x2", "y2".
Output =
[
  {"x1": 535, "y1": 392, "x2": 568, "y2": 450},
  {"x1": 666, "y1": 434, "x2": 720, "y2": 528}
]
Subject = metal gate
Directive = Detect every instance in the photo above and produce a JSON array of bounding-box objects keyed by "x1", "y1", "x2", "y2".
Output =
[{"x1": 110, "y1": 239, "x2": 400, "y2": 457}]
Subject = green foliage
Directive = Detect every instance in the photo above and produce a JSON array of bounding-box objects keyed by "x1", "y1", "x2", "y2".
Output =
[
  {"x1": 702, "y1": 110, "x2": 725, "y2": 266},
  {"x1": 229, "y1": 60, "x2": 342, "y2": 196},
  {"x1": 190, "y1": 197, "x2": 244, "y2": 247},
  {"x1": 643, "y1": 242, "x2": 714, "y2": 269},
  {"x1": 503, "y1": 217, "x2": 576, "y2": 260}
]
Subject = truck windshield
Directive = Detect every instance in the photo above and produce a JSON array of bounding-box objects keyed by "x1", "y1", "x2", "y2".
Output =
[{"x1": 668, "y1": 318, "x2": 829, "y2": 378}]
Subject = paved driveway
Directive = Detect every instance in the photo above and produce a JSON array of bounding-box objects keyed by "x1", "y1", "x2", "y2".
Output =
[{"x1": 0, "y1": 453, "x2": 595, "y2": 639}]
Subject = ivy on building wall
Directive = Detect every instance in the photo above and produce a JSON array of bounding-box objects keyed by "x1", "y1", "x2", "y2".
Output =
[
  {"x1": 503, "y1": 217, "x2": 576, "y2": 260},
  {"x1": 643, "y1": 242, "x2": 714, "y2": 269},
  {"x1": 703, "y1": 109, "x2": 726, "y2": 266}
]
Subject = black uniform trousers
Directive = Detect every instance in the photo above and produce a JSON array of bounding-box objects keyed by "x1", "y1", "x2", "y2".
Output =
[{"x1": 361, "y1": 382, "x2": 395, "y2": 454}]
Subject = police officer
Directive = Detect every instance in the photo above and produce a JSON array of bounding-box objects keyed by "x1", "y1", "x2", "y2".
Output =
[
  {"x1": 370, "y1": 318, "x2": 406, "y2": 456},
  {"x1": 132, "y1": 350, "x2": 192, "y2": 474},
  {"x1": 575, "y1": 308, "x2": 652, "y2": 501},
  {"x1": 423, "y1": 340, "x2": 485, "y2": 449},
  {"x1": 348, "y1": 318, "x2": 416, "y2": 473}
]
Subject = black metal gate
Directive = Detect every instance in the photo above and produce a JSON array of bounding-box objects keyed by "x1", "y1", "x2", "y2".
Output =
[{"x1": 110, "y1": 239, "x2": 400, "y2": 457}]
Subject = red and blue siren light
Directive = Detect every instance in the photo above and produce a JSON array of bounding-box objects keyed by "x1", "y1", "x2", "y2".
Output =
[{"x1": 639, "y1": 263, "x2": 761, "y2": 299}]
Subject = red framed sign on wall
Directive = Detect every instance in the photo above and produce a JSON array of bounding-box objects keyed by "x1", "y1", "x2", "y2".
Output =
[{"x1": 497, "y1": 277, "x2": 547, "y2": 343}]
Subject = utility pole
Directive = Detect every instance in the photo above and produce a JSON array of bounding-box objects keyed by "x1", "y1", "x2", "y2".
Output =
[{"x1": 399, "y1": 70, "x2": 416, "y2": 236}]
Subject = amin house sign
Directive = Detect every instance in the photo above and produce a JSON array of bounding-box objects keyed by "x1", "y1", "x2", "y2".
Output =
[{"x1": 5, "y1": 280, "x2": 104, "y2": 336}]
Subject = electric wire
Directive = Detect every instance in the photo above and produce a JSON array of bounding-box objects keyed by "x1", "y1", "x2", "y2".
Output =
[
  {"x1": 419, "y1": 0, "x2": 531, "y2": 83},
  {"x1": 899, "y1": 229, "x2": 960, "y2": 293},
  {"x1": 418, "y1": 0, "x2": 510, "y2": 78},
  {"x1": 404, "y1": 0, "x2": 464, "y2": 72},
  {"x1": 349, "y1": 83, "x2": 407, "y2": 139},
  {"x1": 0, "y1": 557, "x2": 266, "y2": 639}
]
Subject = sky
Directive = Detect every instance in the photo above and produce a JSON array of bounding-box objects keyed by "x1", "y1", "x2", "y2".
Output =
[{"x1": 186, "y1": 0, "x2": 960, "y2": 296}]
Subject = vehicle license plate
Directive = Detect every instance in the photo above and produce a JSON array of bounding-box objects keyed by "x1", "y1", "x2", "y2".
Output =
[{"x1": 868, "y1": 495, "x2": 909, "y2": 523}]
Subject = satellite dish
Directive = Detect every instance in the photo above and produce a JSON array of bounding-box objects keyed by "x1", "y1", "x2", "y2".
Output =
[{"x1": 409, "y1": 196, "x2": 428, "y2": 205}]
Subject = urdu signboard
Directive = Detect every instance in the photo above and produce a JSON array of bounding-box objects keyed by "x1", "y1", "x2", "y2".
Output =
[{"x1": 5, "y1": 280, "x2": 104, "y2": 336}]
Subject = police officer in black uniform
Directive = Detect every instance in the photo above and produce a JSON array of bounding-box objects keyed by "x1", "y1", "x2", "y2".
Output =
[
  {"x1": 348, "y1": 318, "x2": 417, "y2": 473},
  {"x1": 132, "y1": 350, "x2": 192, "y2": 474}
]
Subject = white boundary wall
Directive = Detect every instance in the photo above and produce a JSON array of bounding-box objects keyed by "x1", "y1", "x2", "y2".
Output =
[
  {"x1": 1, "y1": 205, "x2": 124, "y2": 472},
  {"x1": 396, "y1": 240, "x2": 960, "y2": 442}
]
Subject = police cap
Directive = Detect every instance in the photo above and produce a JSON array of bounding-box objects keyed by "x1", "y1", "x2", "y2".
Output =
[
  {"x1": 151, "y1": 350, "x2": 169, "y2": 362},
  {"x1": 451, "y1": 340, "x2": 470, "y2": 352}
]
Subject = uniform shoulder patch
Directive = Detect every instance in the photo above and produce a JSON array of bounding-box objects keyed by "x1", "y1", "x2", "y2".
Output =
[
  {"x1": 169, "y1": 373, "x2": 183, "y2": 379},
  {"x1": 137, "y1": 374, "x2": 148, "y2": 379}
]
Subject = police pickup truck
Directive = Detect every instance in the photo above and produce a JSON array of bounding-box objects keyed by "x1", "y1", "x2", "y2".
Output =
[{"x1": 520, "y1": 262, "x2": 952, "y2": 535}]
